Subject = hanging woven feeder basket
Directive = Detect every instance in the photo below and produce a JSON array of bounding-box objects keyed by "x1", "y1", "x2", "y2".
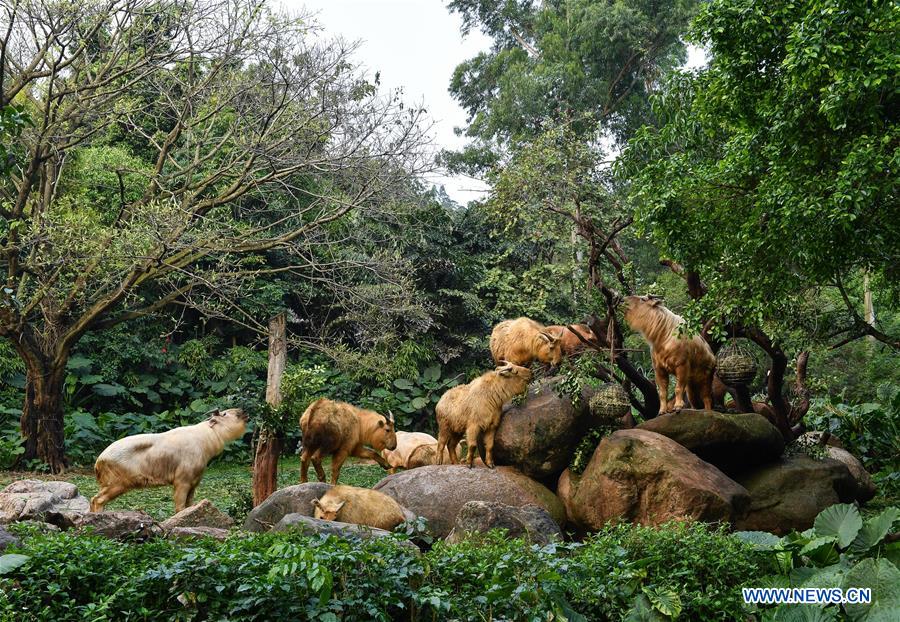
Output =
[
  {"x1": 590, "y1": 382, "x2": 631, "y2": 421},
  {"x1": 716, "y1": 340, "x2": 757, "y2": 386}
]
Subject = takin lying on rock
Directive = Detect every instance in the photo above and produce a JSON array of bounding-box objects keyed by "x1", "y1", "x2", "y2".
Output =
[
  {"x1": 435, "y1": 361, "x2": 532, "y2": 468},
  {"x1": 381, "y1": 431, "x2": 455, "y2": 474},
  {"x1": 623, "y1": 294, "x2": 716, "y2": 415},
  {"x1": 91, "y1": 408, "x2": 248, "y2": 513},
  {"x1": 489, "y1": 317, "x2": 562, "y2": 367},
  {"x1": 312, "y1": 485, "x2": 407, "y2": 531},
  {"x1": 299, "y1": 398, "x2": 396, "y2": 485}
]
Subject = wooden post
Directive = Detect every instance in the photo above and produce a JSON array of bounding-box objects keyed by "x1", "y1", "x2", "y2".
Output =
[{"x1": 252, "y1": 313, "x2": 286, "y2": 507}]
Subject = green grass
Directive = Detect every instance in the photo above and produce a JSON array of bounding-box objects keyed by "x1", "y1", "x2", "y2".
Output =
[{"x1": 0, "y1": 456, "x2": 386, "y2": 521}]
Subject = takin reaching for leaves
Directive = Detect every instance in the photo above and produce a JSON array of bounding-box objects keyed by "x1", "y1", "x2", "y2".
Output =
[
  {"x1": 489, "y1": 317, "x2": 562, "y2": 367},
  {"x1": 435, "y1": 361, "x2": 532, "y2": 468},
  {"x1": 299, "y1": 398, "x2": 397, "y2": 485},
  {"x1": 90, "y1": 408, "x2": 248, "y2": 513},
  {"x1": 623, "y1": 294, "x2": 716, "y2": 415},
  {"x1": 547, "y1": 323, "x2": 598, "y2": 356},
  {"x1": 312, "y1": 485, "x2": 407, "y2": 531}
]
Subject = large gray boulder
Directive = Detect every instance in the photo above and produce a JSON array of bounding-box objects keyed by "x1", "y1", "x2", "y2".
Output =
[
  {"x1": 161, "y1": 499, "x2": 234, "y2": 530},
  {"x1": 0, "y1": 480, "x2": 90, "y2": 524},
  {"x1": 558, "y1": 429, "x2": 750, "y2": 532},
  {"x1": 373, "y1": 465, "x2": 565, "y2": 539},
  {"x1": 637, "y1": 410, "x2": 784, "y2": 473},
  {"x1": 734, "y1": 453, "x2": 858, "y2": 534},
  {"x1": 445, "y1": 501, "x2": 562, "y2": 545},
  {"x1": 489, "y1": 379, "x2": 598, "y2": 482},
  {"x1": 243, "y1": 483, "x2": 332, "y2": 532},
  {"x1": 272, "y1": 513, "x2": 419, "y2": 553}
]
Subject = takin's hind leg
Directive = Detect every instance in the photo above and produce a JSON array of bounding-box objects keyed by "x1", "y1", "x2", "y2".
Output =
[
  {"x1": 654, "y1": 367, "x2": 670, "y2": 415},
  {"x1": 312, "y1": 454, "x2": 327, "y2": 483},
  {"x1": 686, "y1": 383, "x2": 700, "y2": 410},
  {"x1": 90, "y1": 483, "x2": 128, "y2": 512},
  {"x1": 464, "y1": 425, "x2": 480, "y2": 468},
  {"x1": 436, "y1": 429, "x2": 451, "y2": 465},
  {"x1": 330, "y1": 449, "x2": 349, "y2": 485},
  {"x1": 445, "y1": 436, "x2": 462, "y2": 465},
  {"x1": 300, "y1": 448, "x2": 312, "y2": 483},
  {"x1": 700, "y1": 376, "x2": 714, "y2": 411}
]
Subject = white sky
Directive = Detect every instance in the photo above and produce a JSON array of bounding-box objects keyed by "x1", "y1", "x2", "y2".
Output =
[
  {"x1": 278, "y1": 1, "x2": 707, "y2": 205},
  {"x1": 279, "y1": 0, "x2": 493, "y2": 205}
]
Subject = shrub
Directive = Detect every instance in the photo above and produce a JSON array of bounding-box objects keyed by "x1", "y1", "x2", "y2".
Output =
[{"x1": 0, "y1": 521, "x2": 773, "y2": 621}]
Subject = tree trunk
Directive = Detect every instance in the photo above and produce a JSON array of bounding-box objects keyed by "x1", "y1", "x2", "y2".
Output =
[
  {"x1": 18, "y1": 358, "x2": 68, "y2": 473},
  {"x1": 253, "y1": 313, "x2": 286, "y2": 507}
]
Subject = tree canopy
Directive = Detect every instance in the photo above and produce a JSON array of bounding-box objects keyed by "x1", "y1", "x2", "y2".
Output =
[{"x1": 620, "y1": 0, "x2": 899, "y2": 348}]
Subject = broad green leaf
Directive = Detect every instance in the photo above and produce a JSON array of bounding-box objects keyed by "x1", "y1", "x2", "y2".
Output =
[
  {"x1": 800, "y1": 536, "x2": 840, "y2": 566},
  {"x1": 624, "y1": 594, "x2": 669, "y2": 622},
  {"x1": 841, "y1": 558, "x2": 900, "y2": 621},
  {"x1": 92, "y1": 383, "x2": 125, "y2": 397},
  {"x1": 768, "y1": 604, "x2": 838, "y2": 621},
  {"x1": 814, "y1": 503, "x2": 862, "y2": 548},
  {"x1": 423, "y1": 365, "x2": 441, "y2": 383},
  {"x1": 410, "y1": 397, "x2": 428, "y2": 410},
  {"x1": 849, "y1": 508, "x2": 899, "y2": 554},
  {"x1": 643, "y1": 586, "x2": 682, "y2": 618},
  {"x1": 792, "y1": 563, "x2": 848, "y2": 589},
  {"x1": 0, "y1": 554, "x2": 30, "y2": 574},
  {"x1": 735, "y1": 530, "x2": 783, "y2": 550},
  {"x1": 393, "y1": 379, "x2": 414, "y2": 391}
]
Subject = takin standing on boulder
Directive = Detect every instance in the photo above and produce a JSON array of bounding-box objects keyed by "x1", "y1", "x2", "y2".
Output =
[
  {"x1": 312, "y1": 485, "x2": 407, "y2": 531},
  {"x1": 489, "y1": 317, "x2": 562, "y2": 367},
  {"x1": 435, "y1": 361, "x2": 532, "y2": 468},
  {"x1": 91, "y1": 408, "x2": 248, "y2": 513},
  {"x1": 623, "y1": 294, "x2": 716, "y2": 415},
  {"x1": 299, "y1": 398, "x2": 396, "y2": 485}
]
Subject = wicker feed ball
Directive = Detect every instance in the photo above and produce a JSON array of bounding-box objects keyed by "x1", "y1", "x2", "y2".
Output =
[
  {"x1": 590, "y1": 383, "x2": 631, "y2": 421},
  {"x1": 716, "y1": 341, "x2": 757, "y2": 385}
]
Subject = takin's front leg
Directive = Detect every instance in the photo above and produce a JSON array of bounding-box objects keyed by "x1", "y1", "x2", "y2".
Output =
[
  {"x1": 90, "y1": 483, "x2": 128, "y2": 513},
  {"x1": 654, "y1": 367, "x2": 670, "y2": 415},
  {"x1": 700, "y1": 375, "x2": 714, "y2": 411},
  {"x1": 353, "y1": 445, "x2": 392, "y2": 471}
]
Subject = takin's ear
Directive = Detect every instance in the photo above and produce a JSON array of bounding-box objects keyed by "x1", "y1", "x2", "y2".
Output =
[
  {"x1": 650, "y1": 298, "x2": 663, "y2": 307},
  {"x1": 377, "y1": 419, "x2": 385, "y2": 428},
  {"x1": 334, "y1": 501, "x2": 345, "y2": 513},
  {"x1": 208, "y1": 417, "x2": 219, "y2": 427}
]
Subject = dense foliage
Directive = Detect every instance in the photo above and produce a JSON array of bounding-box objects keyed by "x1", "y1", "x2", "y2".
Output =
[
  {"x1": 0, "y1": 521, "x2": 770, "y2": 621},
  {"x1": 737, "y1": 503, "x2": 900, "y2": 620},
  {"x1": 620, "y1": 0, "x2": 899, "y2": 346}
]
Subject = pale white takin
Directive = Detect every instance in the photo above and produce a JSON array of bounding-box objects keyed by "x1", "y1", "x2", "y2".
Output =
[{"x1": 91, "y1": 408, "x2": 248, "y2": 512}]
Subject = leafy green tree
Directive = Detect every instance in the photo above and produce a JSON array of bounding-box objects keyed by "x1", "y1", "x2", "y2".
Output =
[
  {"x1": 621, "y1": 0, "x2": 899, "y2": 350},
  {"x1": 0, "y1": 0, "x2": 428, "y2": 471},
  {"x1": 445, "y1": 0, "x2": 698, "y2": 173}
]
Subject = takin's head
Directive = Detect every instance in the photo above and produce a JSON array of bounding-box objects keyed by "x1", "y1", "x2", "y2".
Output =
[
  {"x1": 493, "y1": 360, "x2": 533, "y2": 391},
  {"x1": 312, "y1": 496, "x2": 345, "y2": 521},
  {"x1": 370, "y1": 410, "x2": 397, "y2": 451},
  {"x1": 622, "y1": 294, "x2": 665, "y2": 330},
  {"x1": 206, "y1": 408, "x2": 249, "y2": 441},
  {"x1": 533, "y1": 330, "x2": 563, "y2": 366}
]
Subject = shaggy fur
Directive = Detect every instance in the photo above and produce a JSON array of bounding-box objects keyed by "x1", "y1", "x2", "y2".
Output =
[
  {"x1": 547, "y1": 323, "x2": 598, "y2": 356},
  {"x1": 623, "y1": 295, "x2": 716, "y2": 414},
  {"x1": 435, "y1": 362, "x2": 532, "y2": 468},
  {"x1": 91, "y1": 408, "x2": 248, "y2": 512},
  {"x1": 489, "y1": 317, "x2": 562, "y2": 366},
  {"x1": 312, "y1": 485, "x2": 407, "y2": 531},
  {"x1": 299, "y1": 398, "x2": 397, "y2": 485}
]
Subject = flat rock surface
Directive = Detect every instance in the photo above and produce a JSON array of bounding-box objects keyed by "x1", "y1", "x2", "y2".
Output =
[{"x1": 0, "y1": 480, "x2": 90, "y2": 524}]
